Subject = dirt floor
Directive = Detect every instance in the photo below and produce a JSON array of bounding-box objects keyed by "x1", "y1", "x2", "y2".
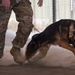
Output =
[{"x1": 1, "y1": 65, "x2": 75, "y2": 75}]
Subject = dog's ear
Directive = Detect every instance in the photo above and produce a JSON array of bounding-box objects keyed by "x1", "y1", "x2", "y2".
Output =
[
  {"x1": 32, "y1": 34, "x2": 39, "y2": 40},
  {"x1": 27, "y1": 41, "x2": 37, "y2": 49}
]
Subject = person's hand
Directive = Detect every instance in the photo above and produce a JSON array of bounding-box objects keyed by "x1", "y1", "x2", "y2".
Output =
[
  {"x1": 37, "y1": 0, "x2": 43, "y2": 7},
  {"x1": 2, "y1": 0, "x2": 10, "y2": 9}
]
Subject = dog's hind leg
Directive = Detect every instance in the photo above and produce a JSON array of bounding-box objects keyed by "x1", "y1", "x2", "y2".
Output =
[
  {"x1": 29, "y1": 44, "x2": 50, "y2": 63},
  {"x1": 59, "y1": 39, "x2": 75, "y2": 55}
]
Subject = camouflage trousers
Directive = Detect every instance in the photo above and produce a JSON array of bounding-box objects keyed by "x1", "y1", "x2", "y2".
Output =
[{"x1": 0, "y1": 0, "x2": 33, "y2": 53}]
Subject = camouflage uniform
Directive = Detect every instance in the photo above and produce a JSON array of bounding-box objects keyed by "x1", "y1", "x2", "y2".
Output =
[{"x1": 0, "y1": 0, "x2": 33, "y2": 55}]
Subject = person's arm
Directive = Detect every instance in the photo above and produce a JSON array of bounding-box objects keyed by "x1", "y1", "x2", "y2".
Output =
[
  {"x1": 37, "y1": 0, "x2": 43, "y2": 7},
  {"x1": 2, "y1": 0, "x2": 10, "y2": 9}
]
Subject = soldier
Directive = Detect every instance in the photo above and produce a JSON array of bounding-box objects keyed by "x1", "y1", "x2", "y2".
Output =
[{"x1": 1, "y1": 0, "x2": 43, "y2": 64}]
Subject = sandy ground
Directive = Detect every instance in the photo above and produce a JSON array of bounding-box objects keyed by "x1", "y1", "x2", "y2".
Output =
[
  {"x1": 0, "y1": 30, "x2": 75, "y2": 75},
  {"x1": 1, "y1": 65, "x2": 75, "y2": 75}
]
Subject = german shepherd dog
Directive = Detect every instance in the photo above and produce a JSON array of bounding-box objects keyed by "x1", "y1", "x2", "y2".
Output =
[{"x1": 25, "y1": 19, "x2": 75, "y2": 61}]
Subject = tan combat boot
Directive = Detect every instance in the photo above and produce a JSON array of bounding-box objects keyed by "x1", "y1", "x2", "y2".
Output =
[{"x1": 10, "y1": 47, "x2": 25, "y2": 64}]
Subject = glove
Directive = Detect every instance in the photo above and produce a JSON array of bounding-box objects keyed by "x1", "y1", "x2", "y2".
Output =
[{"x1": 2, "y1": 0, "x2": 10, "y2": 9}]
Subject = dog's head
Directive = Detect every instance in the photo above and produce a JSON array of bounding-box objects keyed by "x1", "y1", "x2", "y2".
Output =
[
  {"x1": 27, "y1": 34, "x2": 40, "y2": 51},
  {"x1": 26, "y1": 34, "x2": 40, "y2": 59}
]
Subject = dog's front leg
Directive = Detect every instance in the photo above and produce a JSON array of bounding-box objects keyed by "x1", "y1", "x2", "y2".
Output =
[
  {"x1": 29, "y1": 44, "x2": 50, "y2": 63},
  {"x1": 59, "y1": 40, "x2": 75, "y2": 55}
]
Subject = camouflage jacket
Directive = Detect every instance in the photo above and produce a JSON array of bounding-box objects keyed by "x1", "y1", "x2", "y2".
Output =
[
  {"x1": 16, "y1": 0, "x2": 29, "y2": 3},
  {"x1": 0, "y1": 0, "x2": 29, "y2": 7}
]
